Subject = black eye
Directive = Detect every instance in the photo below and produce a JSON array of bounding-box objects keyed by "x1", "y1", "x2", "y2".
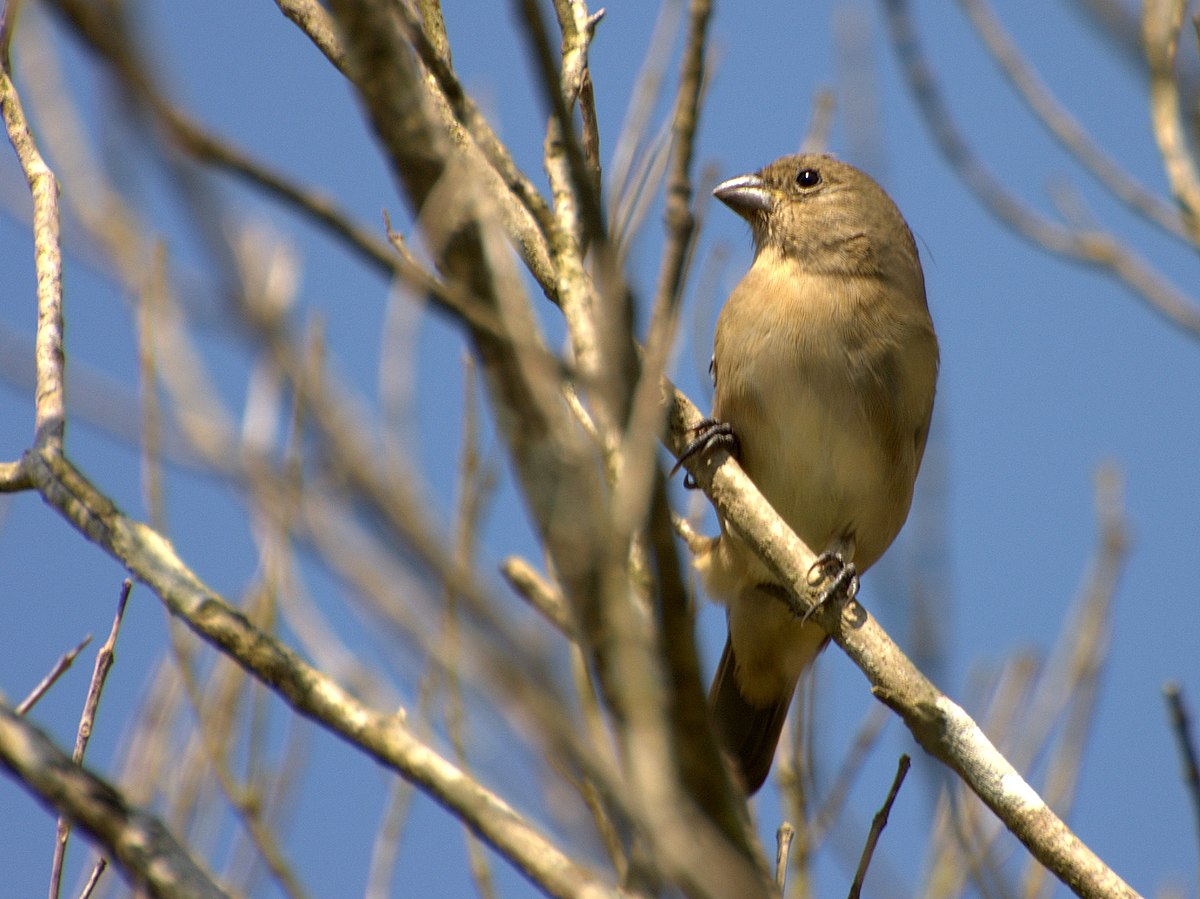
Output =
[{"x1": 796, "y1": 168, "x2": 821, "y2": 188}]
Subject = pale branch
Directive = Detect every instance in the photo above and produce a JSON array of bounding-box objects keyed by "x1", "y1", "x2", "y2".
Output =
[
  {"x1": 13, "y1": 447, "x2": 619, "y2": 899},
  {"x1": 807, "y1": 705, "x2": 891, "y2": 852},
  {"x1": 666, "y1": 387, "x2": 1140, "y2": 899},
  {"x1": 0, "y1": 40, "x2": 64, "y2": 455},
  {"x1": 172, "y1": 647, "x2": 311, "y2": 898},
  {"x1": 273, "y1": 0, "x2": 348, "y2": 74},
  {"x1": 516, "y1": 0, "x2": 605, "y2": 245},
  {"x1": 882, "y1": 0, "x2": 1200, "y2": 341},
  {"x1": 774, "y1": 822, "x2": 794, "y2": 893},
  {"x1": 1143, "y1": 0, "x2": 1200, "y2": 244},
  {"x1": 959, "y1": 0, "x2": 1188, "y2": 240},
  {"x1": 500, "y1": 556, "x2": 572, "y2": 635},
  {"x1": 387, "y1": 0, "x2": 558, "y2": 293}
]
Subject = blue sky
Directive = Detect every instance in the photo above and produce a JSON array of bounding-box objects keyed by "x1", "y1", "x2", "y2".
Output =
[{"x1": 1, "y1": 1, "x2": 1198, "y2": 896}]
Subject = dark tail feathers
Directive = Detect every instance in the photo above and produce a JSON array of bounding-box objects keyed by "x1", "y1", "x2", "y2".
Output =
[{"x1": 708, "y1": 637, "x2": 795, "y2": 795}]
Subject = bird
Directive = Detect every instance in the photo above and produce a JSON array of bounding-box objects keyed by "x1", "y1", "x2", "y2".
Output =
[{"x1": 682, "y1": 153, "x2": 939, "y2": 794}]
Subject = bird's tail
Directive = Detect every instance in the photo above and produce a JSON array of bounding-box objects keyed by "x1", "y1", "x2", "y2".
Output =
[{"x1": 708, "y1": 637, "x2": 798, "y2": 795}]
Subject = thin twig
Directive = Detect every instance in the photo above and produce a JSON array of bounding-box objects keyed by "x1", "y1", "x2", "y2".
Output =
[
  {"x1": 48, "y1": 579, "x2": 132, "y2": 899},
  {"x1": 16, "y1": 636, "x2": 92, "y2": 716},
  {"x1": 445, "y1": 353, "x2": 500, "y2": 899},
  {"x1": 926, "y1": 656, "x2": 1032, "y2": 898},
  {"x1": 848, "y1": 755, "x2": 911, "y2": 899},
  {"x1": 522, "y1": 0, "x2": 619, "y2": 467},
  {"x1": 364, "y1": 778, "x2": 414, "y2": 899},
  {"x1": 515, "y1": 0, "x2": 605, "y2": 245},
  {"x1": 799, "y1": 88, "x2": 836, "y2": 155},
  {"x1": 611, "y1": 0, "x2": 713, "y2": 544},
  {"x1": 649, "y1": 0, "x2": 710, "y2": 321},
  {"x1": 381, "y1": 0, "x2": 558, "y2": 292},
  {"x1": 0, "y1": 0, "x2": 23, "y2": 61},
  {"x1": 1163, "y1": 682, "x2": 1200, "y2": 876},
  {"x1": 607, "y1": 0, "x2": 681, "y2": 243},
  {"x1": 77, "y1": 857, "x2": 107, "y2": 899}
]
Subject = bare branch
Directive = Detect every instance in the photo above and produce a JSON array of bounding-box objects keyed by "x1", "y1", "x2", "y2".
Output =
[
  {"x1": 273, "y1": 0, "x2": 347, "y2": 74},
  {"x1": 848, "y1": 755, "x2": 911, "y2": 899},
  {"x1": 501, "y1": 556, "x2": 572, "y2": 635},
  {"x1": 882, "y1": 0, "x2": 1200, "y2": 340},
  {"x1": 960, "y1": 0, "x2": 1188, "y2": 240},
  {"x1": 649, "y1": 0, "x2": 710, "y2": 319},
  {"x1": 807, "y1": 706, "x2": 891, "y2": 853},
  {"x1": 666, "y1": 386, "x2": 1139, "y2": 899},
  {"x1": 163, "y1": 582, "x2": 310, "y2": 899},
  {"x1": 0, "y1": 18, "x2": 64, "y2": 454},
  {"x1": 16, "y1": 636, "x2": 92, "y2": 716},
  {"x1": 1019, "y1": 465, "x2": 1129, "y2": 897},
  {"x1": 1143, "y1": 0, "x2": 1200, "y2": 242},
  {"x1": 49, "y1": 579, "x2": 133, "y2": 899},
  {"x1": 78, "y1": 858, "x2": 107, "y2": 899},
  {"x1": 372, "y1": 0, "x2": 559, "y2": 294},
  {"x1": 17, "y1": 447, "x2": 618, "y2": 899},
  {"x1": 0, "y1": 701, "x2": 229, "y2": 899}
]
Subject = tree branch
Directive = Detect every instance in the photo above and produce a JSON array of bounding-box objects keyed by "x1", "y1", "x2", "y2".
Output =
[
  {"x1": 666, "y1": 387, "x2": 1139, "y2": 899},
  {"x1": 0, "y1": 701, "x2": 229, "y2": 899}
]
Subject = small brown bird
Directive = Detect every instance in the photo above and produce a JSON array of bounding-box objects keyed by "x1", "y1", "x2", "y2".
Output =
[{"x1": 688, "y1": 153, "x2": 938, "y2": 793}]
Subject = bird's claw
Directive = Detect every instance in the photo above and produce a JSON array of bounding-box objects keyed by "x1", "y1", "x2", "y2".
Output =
[
  {"x1": 800, "y1": 551, "x2": 858, "y2": 624},
  {"x1": 670, "y1": 418, "x2": 740, "y2": 490}
]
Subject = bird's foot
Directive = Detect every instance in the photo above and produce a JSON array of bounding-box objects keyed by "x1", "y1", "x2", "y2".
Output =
[
  {"x1": 670, "y1": 418, "x2": 740, "y2": 489},
  {"x1": 800, "y1": 552, "x2": 858, "y2": 624}
]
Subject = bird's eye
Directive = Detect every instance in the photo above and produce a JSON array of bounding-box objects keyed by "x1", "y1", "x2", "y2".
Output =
[{"x1": 796, "y1": 168, "x2": 821, "y2": 188}]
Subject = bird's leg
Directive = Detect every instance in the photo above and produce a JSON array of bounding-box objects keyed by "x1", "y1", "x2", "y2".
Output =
[
  {"x1": 801, "y1": 551, "x2": 858, "y2": 624},
  {"x1": 670, "y1": 418, "x2": 740, "y2": 489}
]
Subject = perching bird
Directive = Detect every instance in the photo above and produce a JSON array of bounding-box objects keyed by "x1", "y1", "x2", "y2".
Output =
[{"x1": 685, "y1": 153, "x2": 938, "y2": 793}]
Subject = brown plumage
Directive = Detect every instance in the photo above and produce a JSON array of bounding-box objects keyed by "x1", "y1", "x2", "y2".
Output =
[{"x1": 698, "y1": 153, "x2": 938, "y2": 793}]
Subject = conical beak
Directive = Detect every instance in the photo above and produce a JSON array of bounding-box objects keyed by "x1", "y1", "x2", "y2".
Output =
[{"x1": 713, "y1": 173, "x2": 773, "y2": 217}]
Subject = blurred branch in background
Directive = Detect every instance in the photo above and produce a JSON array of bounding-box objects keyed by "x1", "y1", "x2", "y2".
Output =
[{"x1": 883, "y1": 0, "x2": 1200, "y2": 339}]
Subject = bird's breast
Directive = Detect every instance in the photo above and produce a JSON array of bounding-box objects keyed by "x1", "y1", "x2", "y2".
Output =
[{"x1": 711, "y1": 264, "x2": 927, "y2": 571}]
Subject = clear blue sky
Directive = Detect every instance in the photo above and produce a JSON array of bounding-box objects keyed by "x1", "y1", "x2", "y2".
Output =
[{"x1": 1, "y1": 1, "x2": 1197, "y2": 896}]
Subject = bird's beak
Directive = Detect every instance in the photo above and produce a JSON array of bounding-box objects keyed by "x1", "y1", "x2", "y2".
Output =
[{"x1": 713, "y1": 173, "x2": 773, "y2": 217}]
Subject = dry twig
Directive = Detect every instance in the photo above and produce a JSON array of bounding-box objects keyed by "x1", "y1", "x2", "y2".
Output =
[
  {"x1": 48, "y1": 580, "x2": 132, "y2": 899},
  {"x1": 848, "y1": 755, "x2": 911, "y2": 899},
  {"x1": 16, "y1": 636, "x2": 92, "y2": 716}
]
